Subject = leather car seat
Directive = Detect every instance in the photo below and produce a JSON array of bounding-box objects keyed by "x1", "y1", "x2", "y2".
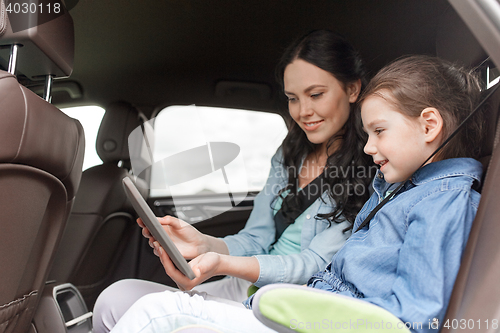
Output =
[
  {"x1": 441, "y1": 84, "x2": 500, "y2": 333},
  {"x1": 0, "y1": 71, "x2": 85, "y2": 333},
  {"x1": 49, "y1": 101, "x2": 147, "y2": 309},
  {"x1": 435, "y1": 4, "x2": 500, "y2": 331},
  {"x1": 0, "y1": 2, "x2": 84, "y2": 332}
]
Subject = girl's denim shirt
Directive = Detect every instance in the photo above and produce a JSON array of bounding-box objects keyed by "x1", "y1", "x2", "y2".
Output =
[
  {"x1": 308, "y1": 157, "x2": 482, "y2": 332},
  {"x1": 224, "y1": 148, "x2": 352, "y2": 288}
]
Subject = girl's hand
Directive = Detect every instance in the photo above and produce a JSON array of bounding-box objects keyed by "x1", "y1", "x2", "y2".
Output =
[
  {"x1": 137, "y1": 215, "x2": 206, "y2": 259},
  {"x1": 153, "y1": 242, "x2": 222, "y2": 291}
]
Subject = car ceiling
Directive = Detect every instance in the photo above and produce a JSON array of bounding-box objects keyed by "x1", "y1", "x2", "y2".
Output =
[{"x1": 42, "y1": 0, "x2": 453, "y2": 116}]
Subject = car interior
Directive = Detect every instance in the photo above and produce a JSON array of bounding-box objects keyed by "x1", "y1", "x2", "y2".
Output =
[{"x1": 0, "y1": 0, "x2": 499, "y2": 332}]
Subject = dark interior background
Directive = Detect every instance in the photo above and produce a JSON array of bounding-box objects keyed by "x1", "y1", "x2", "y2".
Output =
[{"x1": 13, "y1": 0, "x2": 457, "y2": 116}]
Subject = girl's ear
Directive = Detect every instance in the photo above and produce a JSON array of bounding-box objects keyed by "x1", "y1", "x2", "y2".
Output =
[
  {"x1": 347, "y1": 79, "x2": 362, "y2": 103},
  {"x1": 420, "y1": 107, "x2": 443, "y2": 143}
]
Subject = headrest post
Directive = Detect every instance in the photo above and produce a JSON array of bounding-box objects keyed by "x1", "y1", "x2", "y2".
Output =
[
  {"x1": 8, "y1": 44, "x2": 19, "y2": 75},
  {"x1": 44, "y1": 75, "x2": 54, "y2": 103}
]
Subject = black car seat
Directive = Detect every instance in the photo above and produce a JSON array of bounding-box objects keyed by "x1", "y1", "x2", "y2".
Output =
[
  {"x1": 0, "y1": 5, "x2": 85, "y2": 333},
  {"x1": 49, "y1": 101, "x2": 147, "y2": 309}
]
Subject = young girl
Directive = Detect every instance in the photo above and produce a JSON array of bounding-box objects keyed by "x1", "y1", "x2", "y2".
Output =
[
  {"x1": 93, "y1": 30, "x2": 373, "y2": 332},
  {"x1": 107, "y1": 55, "x2": 484, "y2": 333},
  {"x1": 306, "y1": 54, "x2": 484, "y2": 331}
]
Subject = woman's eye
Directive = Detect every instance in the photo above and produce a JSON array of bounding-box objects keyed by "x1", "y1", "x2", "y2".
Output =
[
  {"x1": 375, "y1": 129, "x2": 384, "y2": 135},
  {"x1": 311, "y1": 92, "x2": 323, "y2": 99},
  {"x1": 287, "y1": 97, "x2": 297, "y2": 103}
]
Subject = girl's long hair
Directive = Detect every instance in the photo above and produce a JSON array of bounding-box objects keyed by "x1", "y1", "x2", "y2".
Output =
[
  {"x1": 275, "y1": 30, "x2": 374, "y2": 228},
  {"x1": 358, "y1": 55, "x2": 484, "y2": 161}
]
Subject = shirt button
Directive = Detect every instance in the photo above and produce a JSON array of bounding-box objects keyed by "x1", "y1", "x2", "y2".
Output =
[
  {"x1": 306, "y1": 214, "x2": 311, "y2": 219},
  {"x1": 377, "y1": 173, "x2": 384, "y2": 179}
]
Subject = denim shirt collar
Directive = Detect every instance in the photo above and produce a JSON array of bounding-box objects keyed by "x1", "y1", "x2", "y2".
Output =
[{"x1": 372, "y1": 158, "x2": 483, "y2": 198}]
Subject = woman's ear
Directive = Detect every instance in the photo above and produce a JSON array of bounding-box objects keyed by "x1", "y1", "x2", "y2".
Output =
[
  {"x1": 420, "y1": 107, "x2": 443, "y2": 143},
  {"x1": 347, "y1": 79, "x2": 362, "y2": 103}
]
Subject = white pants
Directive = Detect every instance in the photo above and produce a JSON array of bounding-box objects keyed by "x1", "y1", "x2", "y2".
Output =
[
  {"x1": 93, "y1": 277, "x2": 254, "y2": 333},
  {"x1": 107, "y1": 288, "x2": 277, "y2": 333}
]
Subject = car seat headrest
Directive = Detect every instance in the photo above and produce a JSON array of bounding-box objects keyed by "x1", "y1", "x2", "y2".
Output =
[
  {"x1": 96, "y1": 101, "x2": 143, "y2": 164},
  {"x1": 0, "y1": 0, "x2": 74, "y2": 79}
]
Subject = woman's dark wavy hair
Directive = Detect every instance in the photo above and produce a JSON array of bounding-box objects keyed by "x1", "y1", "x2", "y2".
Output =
[{"x1": 274, "y1": 30, "x2": 374, "y2": 229}]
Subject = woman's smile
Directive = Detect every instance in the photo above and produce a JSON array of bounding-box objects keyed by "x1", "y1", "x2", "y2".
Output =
[{"x1": 303, "y1": 120, "x2": 324, "y2": 131}]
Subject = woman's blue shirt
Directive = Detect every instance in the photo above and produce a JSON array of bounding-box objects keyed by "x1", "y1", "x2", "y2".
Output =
[{"x1": 223, "y1": 148, "x2": 352, "y2": 287}]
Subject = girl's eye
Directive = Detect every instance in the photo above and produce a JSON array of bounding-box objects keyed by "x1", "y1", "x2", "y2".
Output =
[
  {"x1": 311, "y1": 92, "x2": 323, "y2": 99},
  {"x1": 287, "y1": 96, "x2": 297, "y2": 103},
  {"x1": 375, "y1": 129, "x2": 384, "y2": 135}
]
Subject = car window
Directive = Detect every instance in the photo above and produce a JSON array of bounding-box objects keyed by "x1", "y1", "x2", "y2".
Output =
[
  {"x1": 487, "y1": 65, "x2": 500, "y2": 89},
  {"x1": 149, "y1": 105, "x2": 288, "y2": 198},
  {"x1": 61, "y1": 105, "x2": 105, "y2": 171}
]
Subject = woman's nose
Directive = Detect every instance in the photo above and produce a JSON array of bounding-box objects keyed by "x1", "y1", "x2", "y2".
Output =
[{"x1": 299, "y1": 100, "x2": 314, "y2": 117}]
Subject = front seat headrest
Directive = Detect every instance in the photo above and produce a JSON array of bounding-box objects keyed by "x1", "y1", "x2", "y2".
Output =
[
  {"x1": 96, "y1": 101, "x2": 143, "y2": 164},
  {"x1": 0, "y1": 1, "x2": 74, "y2": 79}
]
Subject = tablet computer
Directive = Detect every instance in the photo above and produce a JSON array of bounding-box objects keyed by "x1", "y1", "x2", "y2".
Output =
[{"x1": 122, "y1": 177, "x2": 196, "y2": 280}]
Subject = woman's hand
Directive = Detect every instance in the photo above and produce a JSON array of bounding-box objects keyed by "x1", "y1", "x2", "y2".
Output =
[
  {"x1": 138, "y1": 215, "x2": 230, "y2": 259},
  {"x1": 138, "y1": 215, "x2": 206, "y2": 259},
  {"x1": 153, "y1": 242, "x2": 260, "y2": 291},
  {"x1": 153, "y1": 242, "x2": 222, "y2": 290}
]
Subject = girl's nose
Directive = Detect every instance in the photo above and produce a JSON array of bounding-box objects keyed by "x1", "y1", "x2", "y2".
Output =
[{"x1": 364, "y1": 137, "x2": 376, "y2": 155}]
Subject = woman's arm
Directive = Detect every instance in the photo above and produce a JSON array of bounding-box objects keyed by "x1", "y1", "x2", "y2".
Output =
[
  {"x1": 253, "y1": 208, "x2": 351, "y2": 287},
  {"x1": 153, "y1": 208, "x2": 349, "y2": 290}
]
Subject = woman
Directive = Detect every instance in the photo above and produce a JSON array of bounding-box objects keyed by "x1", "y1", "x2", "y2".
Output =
[{"x1": 93, "y1": 30, "x2": 374, "y2": 332}]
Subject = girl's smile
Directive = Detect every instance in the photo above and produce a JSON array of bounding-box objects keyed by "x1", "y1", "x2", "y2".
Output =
[{"x1": 374, "y1": 159, "x2": 388, "y2": 171}]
